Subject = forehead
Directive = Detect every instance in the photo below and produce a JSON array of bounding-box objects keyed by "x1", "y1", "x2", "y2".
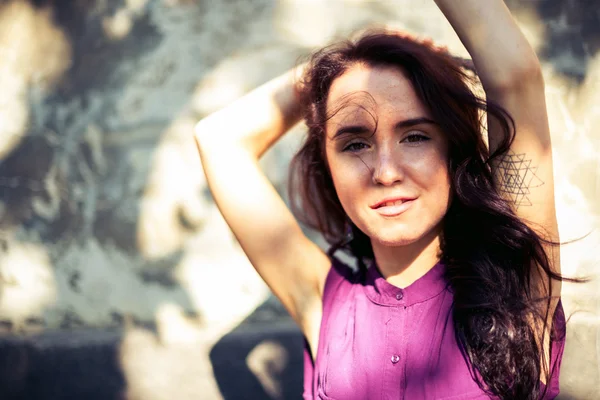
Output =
[{"x1": 326, "y1": 64, "x2": 430, "y2": 125}]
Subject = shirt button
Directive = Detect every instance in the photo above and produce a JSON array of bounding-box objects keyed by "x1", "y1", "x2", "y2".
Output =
[
  {"x1": 395, "y1": 292, "x2": 403, "y2": 300},
  {"x1": 391, "y1": 355, "x2": 400, "y2": 364}
]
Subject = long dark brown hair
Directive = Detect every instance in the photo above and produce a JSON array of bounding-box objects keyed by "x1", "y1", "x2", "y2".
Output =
[{"x1": 289, "y1": 30, "x2": 568, "y2": 399}]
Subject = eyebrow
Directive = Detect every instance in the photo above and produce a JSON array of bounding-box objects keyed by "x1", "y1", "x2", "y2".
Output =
[{"x1": 332, "y1": 117, "x2": 437, "y2": 139}]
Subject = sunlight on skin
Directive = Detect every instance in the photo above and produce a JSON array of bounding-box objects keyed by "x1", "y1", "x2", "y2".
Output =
[
  {"x1": 0, "y1": 0, "x2": 593, "y2": 397},
  {"x1": 324, "y1": 64, "x2": 450, "y2": 284}
]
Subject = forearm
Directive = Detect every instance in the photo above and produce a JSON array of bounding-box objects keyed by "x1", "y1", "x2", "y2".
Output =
[
  {"x1": 434, "y1": 0, "x2": 541, "y2": 91},
  {"x1": 194, "y1": 64, "x2": 305, "y2": 158}
]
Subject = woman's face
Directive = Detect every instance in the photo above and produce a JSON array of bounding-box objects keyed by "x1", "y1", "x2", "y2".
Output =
[{"x1": 324, "y1": 63, "x2": 452, "y2": 249}]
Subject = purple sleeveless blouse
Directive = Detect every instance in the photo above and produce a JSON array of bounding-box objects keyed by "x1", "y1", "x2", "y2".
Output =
[{"x1": 303, "y1": 257, "x2": 566, "y2": 399}]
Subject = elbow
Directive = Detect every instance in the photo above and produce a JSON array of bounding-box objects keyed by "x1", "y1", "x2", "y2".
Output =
[
  {"x1": 193, "y1": 119, "x2": 210, "y2": 148},
  {"x1": 194, "y1": 116, "x2": 232, "y2": 150},
  {"x1": 193, "y1": 122, "x2": 212, "y2": 159},
  {"x1": 194, "y1": 117, "x2": 259, "y2": 159}
]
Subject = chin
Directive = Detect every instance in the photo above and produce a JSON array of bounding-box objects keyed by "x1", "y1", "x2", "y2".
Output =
[
  {"x1": 368, "y1": 223, "x2": 440, "y2": 248},
  {"x1": 370, "y1": 230, "x2": 423, "y2": 247},
  {"x1": 374, "y1": 237, "x2": 419, "y2": 248}
]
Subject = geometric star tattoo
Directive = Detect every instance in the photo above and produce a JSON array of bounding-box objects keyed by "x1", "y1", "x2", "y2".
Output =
[{"x1": 495, "y1": 152, "x2": 544, "y2": 208}]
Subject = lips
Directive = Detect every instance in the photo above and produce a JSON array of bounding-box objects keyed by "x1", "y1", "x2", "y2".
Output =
[
  {"x1": 370, "y1": 197, "x2": 416, "y2": 217},
  {"x1": 370, "y1": 197, "x2": 414, "y2": 209}
]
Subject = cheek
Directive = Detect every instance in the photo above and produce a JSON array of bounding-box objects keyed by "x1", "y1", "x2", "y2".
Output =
[
  {"x1": 327, "y1": 156, "x2": 370, "y2": 207},
  {"x1": 408, "y1": 149, "x2": 451, "y2": 201},
  {"x1": 423, "y1": 161, "x2": 452, "y2": 208}
]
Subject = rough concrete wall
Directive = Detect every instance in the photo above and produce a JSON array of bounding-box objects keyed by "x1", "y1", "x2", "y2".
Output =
[{"x1": 0, "y1": 0, "x2": 598, "y2": 398}]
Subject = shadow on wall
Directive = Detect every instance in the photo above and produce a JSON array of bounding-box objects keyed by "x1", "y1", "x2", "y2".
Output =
[
  {"x1": 0, "y1": 329, "x2": 127, "y2": 400},
  {"x1": 505, "y1": 0, "x2": 600, "y2": 82},
  {"x1": 5, "y1": 0, "x2": 165, "y2": 250},
  {"x1": 210, "y1": 296, "x2": 304, "y2": 400},
  {"x1": 0, "y1": 0, "x2": 298, "y2": 398},
  {"x1": 0, "y1": 0, "x2": 265, "y2": 330},
  {"x1": 0, "y1": 0, "x2": 203, "y2": 397},
  {"x1": 0, "y1": 5, "x2": 207, "y2": 373}
]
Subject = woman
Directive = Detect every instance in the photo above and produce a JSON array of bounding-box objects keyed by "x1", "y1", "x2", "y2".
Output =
[{"x1": 195, "y1": 1, "x2": 566, "y2": 399}]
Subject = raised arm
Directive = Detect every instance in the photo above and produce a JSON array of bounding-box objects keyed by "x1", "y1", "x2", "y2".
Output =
[
  {"x1": 434, "y1": 1, "x2": 542, "y2": 94},
  {"x1": 194, "y1": 66, "x2": 330, "y2": 350},
  {"x1": 435, "y1": 0, "x2": 558, "y2": 258},
  {"x1": 434, "y1": 0, "x2": 560, "y2": 378}
]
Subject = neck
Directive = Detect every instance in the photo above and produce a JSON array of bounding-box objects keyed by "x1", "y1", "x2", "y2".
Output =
[{"x1": 371, "y1": 227, "x2": 443, "y2": 288}]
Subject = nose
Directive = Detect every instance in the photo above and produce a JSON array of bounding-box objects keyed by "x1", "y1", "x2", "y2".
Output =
[{"x1": 372, "y1": 146, "x2": 404, "y2": 186}]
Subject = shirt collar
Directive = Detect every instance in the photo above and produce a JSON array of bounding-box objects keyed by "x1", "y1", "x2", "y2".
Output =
[{"x1": 364, "y1": 260, "x2": 449, "y2": 307}]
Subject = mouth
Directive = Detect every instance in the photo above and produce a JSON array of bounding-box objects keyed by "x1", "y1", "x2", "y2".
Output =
[{"x1": 370, "y1": 197, "x2": 416, "y2": 217}]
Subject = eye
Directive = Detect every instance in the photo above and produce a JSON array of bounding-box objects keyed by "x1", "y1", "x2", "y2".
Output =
[
  {"x1": 402, "y1": 133, "x2": 430, "y2": 144},
  {"x1": 342, "y1": 142, "x2": 369, "y2": 152}
]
